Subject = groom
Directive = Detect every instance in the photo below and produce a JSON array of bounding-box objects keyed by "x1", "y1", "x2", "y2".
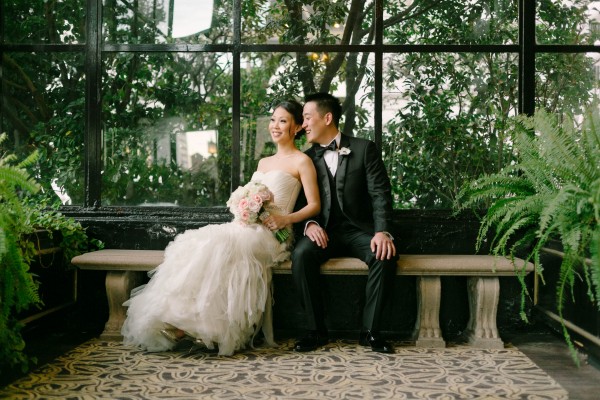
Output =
[{"x1": 291, "y1": 93, "x2": 397, "y2": 353}]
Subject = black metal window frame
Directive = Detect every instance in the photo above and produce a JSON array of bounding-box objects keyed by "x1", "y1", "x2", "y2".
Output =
[{"x1": 1, "y1": 0, "x2": 599, "y2": 211}]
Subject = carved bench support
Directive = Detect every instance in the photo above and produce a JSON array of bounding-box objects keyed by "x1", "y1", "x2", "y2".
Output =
[
  {"x1": 101, "y1": 270, "x2": 146, "y2": 340},
  {"x1": 413, "y1": 276, "x2": 445, "y2": 348},
  {"x1": 464, "y1": 277, "x2": 504, "y2": 349}
]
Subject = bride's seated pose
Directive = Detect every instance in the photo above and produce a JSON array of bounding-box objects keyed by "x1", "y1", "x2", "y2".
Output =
[{"x1": 121, "y1": 100, "x2": 320, "y2": 356}]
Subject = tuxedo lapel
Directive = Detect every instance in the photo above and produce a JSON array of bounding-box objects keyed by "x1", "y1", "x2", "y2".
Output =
[
  {"x1": 334, "y1": 135, "x2": 351, "y2": 203},
  {"x1": 315, "y1": 156, "x2": 330, "y2": 195},
  {"x1": 312, "y1": 153, "x2": 332, "y2": 221}
]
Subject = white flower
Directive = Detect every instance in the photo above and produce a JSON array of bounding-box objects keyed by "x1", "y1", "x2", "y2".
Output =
[{"x1": 338, "y1": 147, "x2": 351, "y2": 156}]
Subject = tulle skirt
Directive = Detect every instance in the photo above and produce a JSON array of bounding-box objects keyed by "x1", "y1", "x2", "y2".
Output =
[{"x1": 121, "y1": 221, "x2": 289, "y2": 355}]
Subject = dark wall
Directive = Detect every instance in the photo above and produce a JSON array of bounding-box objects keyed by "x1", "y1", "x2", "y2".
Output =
[
  {"x1": 68, "y1": 208, "x2": 533, "y2": 340},
  {"x1": 68, "y1": 208, "x2": 484, "y2": 252}
]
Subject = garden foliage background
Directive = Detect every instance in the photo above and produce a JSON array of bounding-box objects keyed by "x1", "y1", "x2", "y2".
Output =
[{"x1": 1, "y1": 0, "x2": 599, "y2": 209}]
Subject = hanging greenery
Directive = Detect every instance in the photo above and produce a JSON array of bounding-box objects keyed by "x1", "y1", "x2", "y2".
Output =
[{"x1": 455, "y1": 107, "x2": 600, "y2": 362}]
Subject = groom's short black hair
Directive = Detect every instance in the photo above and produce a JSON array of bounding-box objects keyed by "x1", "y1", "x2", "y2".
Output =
[{"x1": 305, "y1": 92, "x2": 342, "y2": 129}]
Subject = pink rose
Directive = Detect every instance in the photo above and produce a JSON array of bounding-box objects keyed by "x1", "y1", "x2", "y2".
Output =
[
  {"x1": 247, "y1": 199, "x2": 261, "y2": 213},
  {"x1": 252, "y1": 194, "x2": 263, "y2": 204},
  {"x1": 238, "y1": 198, "x2": 249, "y2": 210},
  {"x1": 258, "y1": 189, "x2": 271, "y2": 201}
]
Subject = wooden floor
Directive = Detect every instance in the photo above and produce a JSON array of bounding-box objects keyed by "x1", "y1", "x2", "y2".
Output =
[
  {"x1": 507, "y1": 331, "x2": 600, "y2": 400},
  {"x1": 2, "y1": 311, "x2": 600, "y2": 399}
]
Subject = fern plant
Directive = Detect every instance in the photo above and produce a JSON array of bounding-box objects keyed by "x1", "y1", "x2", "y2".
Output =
[
  {"x1": 455, "y1": 107, "x2": 600, "y2": 362},
  {"x1": 0, "y1": 133, "x2": 43, "y2": 374},
  {"x1": 1, "y1": 133, "x2": 103, "y2": 376}
]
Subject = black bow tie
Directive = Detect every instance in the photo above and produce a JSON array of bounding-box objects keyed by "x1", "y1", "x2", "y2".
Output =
[{"x1": 314, "y1": 141, "x2": 337, "y2": 157}]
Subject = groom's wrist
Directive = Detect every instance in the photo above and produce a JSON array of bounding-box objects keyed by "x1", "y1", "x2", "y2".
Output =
[
  {"x1": 381, "y1": 231, "x2": 394, "y2": 241},
  {"x1": 304, "y1": 220, "x2": 320, "y2": 236}
]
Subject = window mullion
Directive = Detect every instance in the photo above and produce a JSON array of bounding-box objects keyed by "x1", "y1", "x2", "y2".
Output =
[
  {"x1": 519, "y1": 0, "x2": 536, "y2": 116},
  {"x1": 85, "y1": 0, "x2": 103, "y2": 207}
]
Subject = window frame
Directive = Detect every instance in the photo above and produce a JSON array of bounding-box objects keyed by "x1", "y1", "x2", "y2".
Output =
[{"x1": 1, "y1": 0, "x2": 598, "y2": 211}]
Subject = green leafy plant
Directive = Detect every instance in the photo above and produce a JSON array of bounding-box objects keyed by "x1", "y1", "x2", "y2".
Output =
[
  {"x1": 0, "y1": 133, "x2": 103, "y2": 374},
  {"x1": 454, "y1": 107, "x2": 600, "y2": 362},
  {"x1": 0, "y1": 133, "x2": 42, "y2": 373},
  {"x1": 19, "y1": 200, "x2": 104, "y2": 269}
]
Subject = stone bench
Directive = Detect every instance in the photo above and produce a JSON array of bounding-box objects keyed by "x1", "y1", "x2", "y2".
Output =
[{"x1": 72, "y1": 249, "x2": 533, "y2": 349}]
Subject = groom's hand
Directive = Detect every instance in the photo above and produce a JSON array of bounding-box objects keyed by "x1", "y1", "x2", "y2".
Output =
[
  {"x1": 371, "y1": 232, "x2": 396, "y2": 260},
  {"x1": 305, "y1": 222, "x2": 328, "y2": 249}
]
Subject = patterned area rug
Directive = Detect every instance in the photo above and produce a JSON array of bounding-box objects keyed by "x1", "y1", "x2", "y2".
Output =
[{"x1": 1, "y1": 339, "x2": 567, "y2": 399}]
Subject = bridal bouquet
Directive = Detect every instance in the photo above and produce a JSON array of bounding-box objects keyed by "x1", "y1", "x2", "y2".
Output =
[{"x1": 227, "y1": 181, "x2": 290, "y2": 243}]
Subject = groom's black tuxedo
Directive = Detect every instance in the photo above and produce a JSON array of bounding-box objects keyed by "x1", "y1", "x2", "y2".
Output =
[
  {"x1": 304, "y1": 134, "x2": 394, "y2": 234},
  {"x1": 292, "y1": 133, "x2": 397, "y2": 334}
]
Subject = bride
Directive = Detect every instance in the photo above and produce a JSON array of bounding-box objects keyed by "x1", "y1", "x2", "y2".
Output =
[{"x1": 121, "y1": 100, "x2": 320, "y2": 355}]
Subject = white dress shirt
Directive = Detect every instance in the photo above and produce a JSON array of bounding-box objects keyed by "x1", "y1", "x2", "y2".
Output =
[{"x1": 323, "y1": 133, "x2": 341, "y2": 176}]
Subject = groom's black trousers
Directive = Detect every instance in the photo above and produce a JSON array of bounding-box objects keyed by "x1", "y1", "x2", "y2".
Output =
[{"x1": 291, "y1": 222, "x2": 397, "y2": 334}]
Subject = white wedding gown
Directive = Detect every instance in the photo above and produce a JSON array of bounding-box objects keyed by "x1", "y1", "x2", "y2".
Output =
[{"x1": 121, "y1": 170, "x2": 301, "y2": 355}]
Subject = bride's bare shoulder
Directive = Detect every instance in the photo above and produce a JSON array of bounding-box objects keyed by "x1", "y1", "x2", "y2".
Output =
[
  {"x1": 295, "y1": 152, "x2": 315, "y2": 167},
  {"x1": 292, "y1": 151, "x2": 311, "y2": 162}
]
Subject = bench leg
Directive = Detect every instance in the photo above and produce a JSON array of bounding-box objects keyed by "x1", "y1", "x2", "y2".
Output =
[
  {"x1": 101, "y1": 270, "x2": 146, "y2": 341},
  {"x1": 465, "y1": 277, "x2": 504, "y2": 349},
  {"x1": 413, "y1": 276, "x2": 445, "y2": 348}
]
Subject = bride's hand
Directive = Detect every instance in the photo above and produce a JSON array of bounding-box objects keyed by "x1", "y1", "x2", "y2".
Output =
[{"x1": 263, "y1": 215, "x2": 287, "y2": 231}]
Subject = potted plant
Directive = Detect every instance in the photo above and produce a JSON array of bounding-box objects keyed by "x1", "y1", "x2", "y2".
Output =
[
  {"x1": 454, "y1": 107, "x2": 600, "y2": 363},
  {"x1": 0, "y1": 133, "x2": 101, "y2": 374}
]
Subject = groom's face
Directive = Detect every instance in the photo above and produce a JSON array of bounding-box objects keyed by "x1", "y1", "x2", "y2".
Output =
[{"x1": 303, "y1": 101, "x2": 331, "y2": 145}]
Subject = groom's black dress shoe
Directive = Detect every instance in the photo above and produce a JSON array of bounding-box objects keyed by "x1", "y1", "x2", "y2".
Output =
[
  {"x1": 294, "y1": 332, "x2": 328, "y2": 352},
  {"x1": 359, "y1": 330, "x2": 394, "y2": 354}
]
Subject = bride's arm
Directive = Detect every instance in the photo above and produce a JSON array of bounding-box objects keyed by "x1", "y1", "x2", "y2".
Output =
[
  {"x1": 267, "y1": 156, "x2": 320, "y2": 229},
  {"x1": 288, "y1": 156, "x2": 320, "y2": 224}
]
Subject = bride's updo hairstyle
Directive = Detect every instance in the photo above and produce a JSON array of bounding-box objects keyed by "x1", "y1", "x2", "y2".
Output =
[{"x1": 273, "y1": 99, "x2": 305, "y2": 138}]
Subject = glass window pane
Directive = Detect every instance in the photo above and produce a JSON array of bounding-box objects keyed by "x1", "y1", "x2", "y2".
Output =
[
  {"x1": 103, "y1": 0, "x2": 232, "y2": 44},
  {"x1": 4, "y1": 0, "x2": 85, "y2": 44},
  {"x1": 537, "y1": 1, "x2": 600, "y2": 45},
  {"x1": 536, "y1": 53, "x2": 599, "y2": 116},
  {"x1": 102, "y1": 52, "x2": 232, "y2": 206},
  {"x1": 382, "y1": 52, "x2": 519, "y2": 209},
  {"x1": 239, "y1": 51, "x2": 375, "y2": 182},
  {"x1": 1, "y1": 52, "x2": 86, "y2": 205},
  {"x1": 242, "y1": 0, "x2": 372, "y2": 45},
  {"x1": 384, "y1": 0, "x2": 517, "y2": 45}
]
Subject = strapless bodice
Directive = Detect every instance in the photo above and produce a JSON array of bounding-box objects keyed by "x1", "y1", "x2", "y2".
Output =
[{"x1": 251, "y1": 170, "x2": 301, "y2": 214}]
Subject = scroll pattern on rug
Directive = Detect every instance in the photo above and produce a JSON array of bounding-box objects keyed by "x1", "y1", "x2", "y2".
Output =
[{"x1": 0, "y1": 339, "x2": 568, "y2": 399}]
